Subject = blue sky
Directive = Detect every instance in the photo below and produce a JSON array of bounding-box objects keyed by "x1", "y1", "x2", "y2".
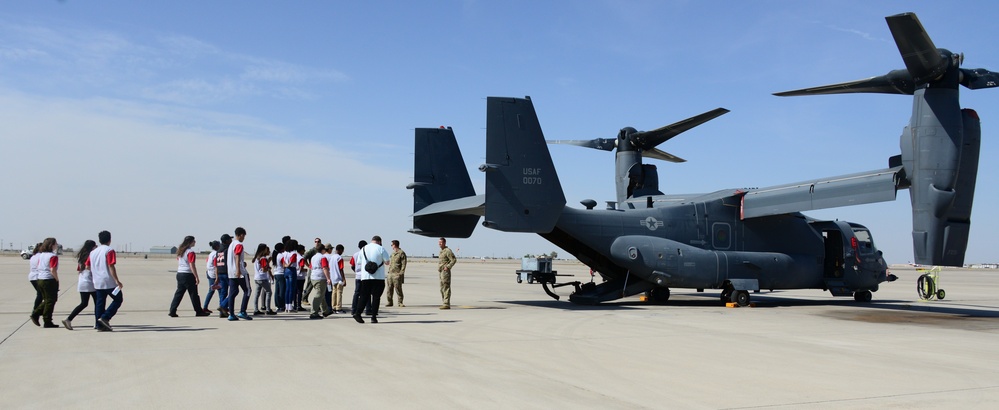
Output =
[{"x1": 1, "y1": 1, "x2": 996, "y2": 263}]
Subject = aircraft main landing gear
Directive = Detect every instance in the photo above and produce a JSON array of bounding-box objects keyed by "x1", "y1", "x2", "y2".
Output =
[
  {"x1": 645, "y1": 287, "x2": 670, "y2": 304},
  {"x1": 731, "y1": 290, "x2": 751, "y2": 307},
  {"x1": 853, "y1": 290, "x2": 873, "y2": 302}
]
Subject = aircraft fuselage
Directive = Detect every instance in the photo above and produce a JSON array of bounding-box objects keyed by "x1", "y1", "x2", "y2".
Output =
[{"x1": 545, "y1": 191, "x2": 889, "y2": 304}]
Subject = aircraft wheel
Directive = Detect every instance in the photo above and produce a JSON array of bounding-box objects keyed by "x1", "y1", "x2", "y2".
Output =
[
  {"x1": 721, "y1": 288, "x2": 732, "y2": 303},
  {"x1": 936, "y1": 289, "x2": 946, "y2": 300},
  {"x1": 650, "y1": 287, "x2": 670, "y2": 304},
  {"x1": 853, "y1": 290, "x2": 873, "y2": 302},
  {"x1": 734, "y1": 291, "x2": 750, "y2": 307}
]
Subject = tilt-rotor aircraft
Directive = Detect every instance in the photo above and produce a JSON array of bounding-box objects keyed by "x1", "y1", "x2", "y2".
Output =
[{"x1": 407, "y1": 13, "x2": 995, "y2": 306}]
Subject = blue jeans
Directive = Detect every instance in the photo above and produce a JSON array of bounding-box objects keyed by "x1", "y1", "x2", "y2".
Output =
[
  {"x1": 228, "y1": 277, "x2": 250, "y2": 315},
  {"x1": 95, "y1": 287, "x2": 123, "y2": 325},
  {"x1": 274, "y1": 274, "x2": 286, "y2": 309},
  {"x1": 203, "y1": 274, "x2": 218, "y2": 310},
  {"x1": 284, "y1": 268, "x2": 297, "y2": 307},
  {"x1": 217, "y1": 274, "x2": 230, "y2": 310}
]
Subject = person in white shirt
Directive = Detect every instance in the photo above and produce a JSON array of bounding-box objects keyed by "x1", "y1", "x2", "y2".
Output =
[
  {"x1": 202, "y1": 240, "x2": 221, "y2": 314},
  {"x1": 294, "y1": 244, "x2": 307, "y2": 311},
  {"x1": 353, "y1": 235, "x2": 391, "y2": 324},
  {"x1": 225, "y1": 227, "x2": 253, "y2": 321},
  {"x1": 281, "y1": 239, "x2": 300, "y2": 313},
  {"x1": 308, "y1": 244, "x2": 333, "y2": 319},
  {"x1": 91, "y1": 230, "x2": 123, "y2": 332},
  {"x1": 349, "y1": 240, "x2": 367, "y2": 318},
  {"x1": 31, "y1": 237, "x2": 62, "y2": 328},
  {"x1": 252, "y1": 243, "x2": 275, "y2": 315},
  {"x1": 62, "y1": 240, "x2": 99, "y2": 330},
  {"x1": 27, "y1": 242, "x2": 42, "y2": 323},
  {"x1": 169, "y1": 236, "x2": 209, "y2": 317},
  {"x1": 326, "y1": 244, "x2": 346, "y2": 313},
  {"x1": 270, "y1": 241, "x2": 286, "y2": 312}
]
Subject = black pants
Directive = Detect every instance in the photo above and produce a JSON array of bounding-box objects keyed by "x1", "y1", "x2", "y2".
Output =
[
  {"x1": 324, "y1": 282, "x2": 333, "y2": 310},
  {"x1": 32, "y1": 279, "x2": 59, "y2": 323},
  {"x1": 30, "y1": 280, "x2": 43, "y2": 313},
  {"x1": 68, "y1": 291, "x2": 97, "y2": 321},
  {"x1": 295, "y1": 279, "x2": 305, "y2": 308},
  {"x1": 170, "y1": 272, "x2": 202, "y2": 314},
  {"x1": 351, "y1": 278, "x2": 361, "y2": 315},
  {"x1": 355, "y1": 279, "x2": 385, "y2": 318}
]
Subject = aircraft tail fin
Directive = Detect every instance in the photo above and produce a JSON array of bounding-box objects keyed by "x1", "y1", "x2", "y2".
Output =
[
  {"x1": 408, "y1": 127, "x2": 481, "y2": 238},
  {"x1": 481, "y1": 97, "x2": 566, "y2": 233}
]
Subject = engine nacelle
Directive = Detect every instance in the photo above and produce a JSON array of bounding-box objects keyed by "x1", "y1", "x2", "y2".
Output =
[{"x1": 903, "y1": 84, "x2": 980, "y2": 266}]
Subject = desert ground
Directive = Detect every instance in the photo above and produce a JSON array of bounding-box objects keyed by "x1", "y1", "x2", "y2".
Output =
[{"x1": 1, "y1": 254, "x2": 997, "y2": 409}]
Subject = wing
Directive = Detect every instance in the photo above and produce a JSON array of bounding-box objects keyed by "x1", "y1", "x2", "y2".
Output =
[{"x1": 740, "y1": 167, "x2": 902, "y2": 219}]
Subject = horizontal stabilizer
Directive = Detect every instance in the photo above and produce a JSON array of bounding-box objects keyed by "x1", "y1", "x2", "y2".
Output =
[
  {"x1": 742, "y1": 167, "x2": 902, "y2": 219},
  {"x1": 412, "y1": 195, "x2": 485, "y2": 217}
]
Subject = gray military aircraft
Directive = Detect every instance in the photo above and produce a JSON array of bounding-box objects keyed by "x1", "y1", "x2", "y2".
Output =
[{"x1": 407, "y1": 12, "x2": 995, "y2": 306}]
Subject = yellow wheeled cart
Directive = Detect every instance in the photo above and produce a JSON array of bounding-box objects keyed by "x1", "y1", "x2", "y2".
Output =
[{"x1": 916, "y1": 266, "x2": 945, "y2": 301}]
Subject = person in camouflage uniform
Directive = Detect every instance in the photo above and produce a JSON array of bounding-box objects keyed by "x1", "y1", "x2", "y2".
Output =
[
  {"x1": 437, "y1": 237, "x2": 456, "y2": 309},
  {"x1": 385, "y1": 240, "x2": 407, "y2": 307}
]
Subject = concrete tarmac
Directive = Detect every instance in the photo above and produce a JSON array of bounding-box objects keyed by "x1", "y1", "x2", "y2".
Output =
[{"x1": 1, "y1": 255, "x2": 997, "y2": 409}]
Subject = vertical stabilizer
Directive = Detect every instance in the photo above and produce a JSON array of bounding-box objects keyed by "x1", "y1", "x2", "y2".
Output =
[
  {"x1": 482, "y1": 97, "x2": 566, "y2": 233},
  {"x1": 409, "y1": 127, "x2": 480, "y2": 238}
]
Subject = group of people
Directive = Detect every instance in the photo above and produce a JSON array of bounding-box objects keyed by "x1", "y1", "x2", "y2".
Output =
[
  {"x1": 26, "y1": 231, "x2": 124, "y2": 331},
  {"x1": 27, "y1": 227, "x2": 459, "y2": 330},
  {"x1": 170, "y1": 230, "x2": 461, "y2": 323}
]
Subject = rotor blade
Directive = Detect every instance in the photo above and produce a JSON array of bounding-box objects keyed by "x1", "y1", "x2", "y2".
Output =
[
  {"x1": 642, "y1": 148, "x2": 685, "y2": 163},
  {"x1": 774, "y1": 69, "x2": 915, "y2": 96},
  {"x1": 886, "y1": 12, "x2": 946, "y2": 83},
  {"x1": 545, "y1": 138, "x2": 616, "y2": 151},
  {"x1": 630, "y1": 108, "x2": 729, "y2": 149},
  {"x1": 960, "y1": 68, "x2": 999, "y2": 90}
]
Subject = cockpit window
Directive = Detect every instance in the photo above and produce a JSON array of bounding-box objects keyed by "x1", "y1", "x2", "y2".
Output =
[{"x1": 852, "y1": 228, "x2": 875, "y2": 254}]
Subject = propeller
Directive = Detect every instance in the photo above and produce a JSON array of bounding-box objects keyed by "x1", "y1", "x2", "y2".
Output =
[
  {"x1": 775, "y1": 13, "x2": 999, "y2": 97},
  {"x1": 886, "y1": 12, "x2": 946, "y2": 83},
  {"x1": 547, "y1": 138, "x2": 616, "y2": 151},
  {"x1": 547, "y1": 107, "x2": 729, "y2": 163},
  {"x1": 960, "y1": 68, "x2": 999, "y2": 89}
]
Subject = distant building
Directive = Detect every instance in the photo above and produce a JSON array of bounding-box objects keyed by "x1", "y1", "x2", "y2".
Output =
[{"x1": 150, "y1": 246, "x2": 177, "y2": 254}]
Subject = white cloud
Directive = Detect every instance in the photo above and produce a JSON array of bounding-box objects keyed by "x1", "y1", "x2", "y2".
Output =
[
  {"x1": 827, "y1": 25, "x2": 888, "y2": 42},
  {"x1": 0, "y1": 20, "x2": 349, "y2": 107},
  {"x1": 0, "y1": 89, "x2": 412, "y2": 254}
]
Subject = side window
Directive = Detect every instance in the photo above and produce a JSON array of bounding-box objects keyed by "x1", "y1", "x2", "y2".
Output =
[
  {"x1": 852, "y1": 228, "x2": 875, "y2": 254},
  {"x1": 712, "y1": 223, "x2": 731, "y2": 250}
]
